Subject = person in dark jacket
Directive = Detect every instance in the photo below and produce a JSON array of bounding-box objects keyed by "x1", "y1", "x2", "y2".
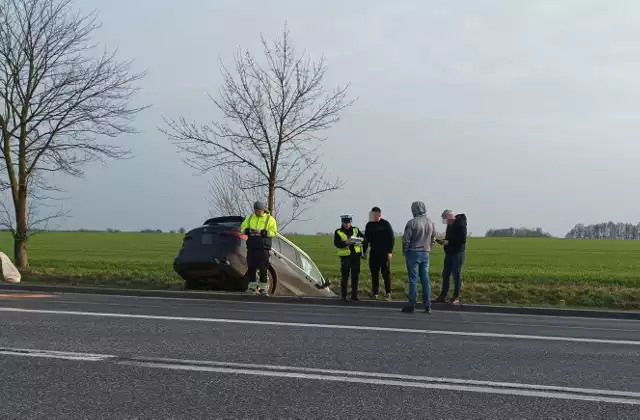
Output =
[
  {"x1": 364, "y1": 206, "x2": 395, "y2": 300},
  {"x1": 435, "y1": 209, "x2": 467, "y2": 304},
  {"x1": 334, "y1": 214, "x2": 367, "y2": 301}
]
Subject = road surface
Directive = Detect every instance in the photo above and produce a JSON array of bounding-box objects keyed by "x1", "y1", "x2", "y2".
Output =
[{"x1": 0, "y1": 292, "x2": 639, "y2": 419}]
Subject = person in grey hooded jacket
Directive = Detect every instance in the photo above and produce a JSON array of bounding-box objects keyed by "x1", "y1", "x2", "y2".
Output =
[{"x1": 401, "y1": 201, "x2": 437, "y2": 313}]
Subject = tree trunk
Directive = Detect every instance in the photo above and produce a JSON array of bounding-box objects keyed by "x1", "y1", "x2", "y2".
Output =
[
  {"x1": 267, "y1": 184, "x2": 276, "y2": 215},
  {"x1": 13, "y1": 234, "x2": 28, "y2": 269},
  {"x1": 13, "y1": 187, "x2": 29, "y2": 268}
]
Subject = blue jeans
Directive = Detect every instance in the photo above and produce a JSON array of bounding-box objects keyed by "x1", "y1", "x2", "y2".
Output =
[
  {"x1": 405, "y1": 250, "x2": 431, "y2": 306},
  {"x1": 442, "y1": 251, "x2": 465, "y2": 297}
]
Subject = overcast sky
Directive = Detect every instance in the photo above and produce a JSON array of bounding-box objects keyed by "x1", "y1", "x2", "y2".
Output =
[{"x1": 52, "y1": 0, "x2": 640, "y2": 235}]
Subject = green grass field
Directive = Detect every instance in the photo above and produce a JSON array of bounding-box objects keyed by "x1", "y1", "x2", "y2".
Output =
[{"x1": 1, "y1": 232, "x2": 639, "y2": 309}]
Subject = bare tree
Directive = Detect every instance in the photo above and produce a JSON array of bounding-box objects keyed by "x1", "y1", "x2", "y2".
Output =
[
  {"x1": 206, "y1": 167, "x2": 308, "y2": 231},
  {"x1": 207, "y1": 168, "x2": 254, "y2": 219},
  {"x1": 0, "y1": 0, "x2": 147, "y2": 267},
  {"x1": 0, "y1": 172, "x2": 70, "y2": 234},
  {"x1": 161, "y1": 25, "x2": 354, "y2": 227}
]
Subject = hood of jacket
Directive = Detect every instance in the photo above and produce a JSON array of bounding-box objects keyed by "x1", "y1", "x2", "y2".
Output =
[
  {"x1": 410, "y1": 201, "x2": 427, "y2": 217},
  {"x1": 454, "y1": 213, "x2": 467, "y2": 226}
]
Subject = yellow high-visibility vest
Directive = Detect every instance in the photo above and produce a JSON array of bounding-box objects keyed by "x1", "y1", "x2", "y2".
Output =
[{"x1": 336, "y1": 228, "x2": 361, "y2": 256}]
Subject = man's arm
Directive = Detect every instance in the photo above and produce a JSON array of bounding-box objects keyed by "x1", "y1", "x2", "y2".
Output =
[
  {"x1": 401, "y1": 221, "x2": 413, "y2": 256},
  {"x1": 451, "y1": 223, "x2": 467, "y2": 247},
  {"x1": 359, "y1": 227, "x2": 369, "y2": 254},
  {"x1": 334, "y1": 230, "x2": 347, "y2": 248},
  {"x1": 267, "y1": 217, "x2": 278, "y2": 237},
  {"x1": 385, "y1": 220, "x2": 395, "y2": 254},
  {"x1": 364, "y1": 222, "x2": 371, "y2": 242},
  {"x1": 430, "y1": 220, "x2": 437, "y2": 247},
  {"x1": 240, "y1": 216, "x2": 250, "y2": 233}
]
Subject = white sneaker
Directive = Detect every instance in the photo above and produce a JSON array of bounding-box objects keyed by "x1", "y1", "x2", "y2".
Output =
[{"x1": 256, "y1": 282, "x2": 268, "y2": 295}]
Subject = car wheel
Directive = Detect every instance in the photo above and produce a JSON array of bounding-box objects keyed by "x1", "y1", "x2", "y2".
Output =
[
  {"x1": 248, "y1": 266, "x2": 277, "y2": 295},
  {"x1": 266, "y1": 265, "x2": 278, "y2": 294}
]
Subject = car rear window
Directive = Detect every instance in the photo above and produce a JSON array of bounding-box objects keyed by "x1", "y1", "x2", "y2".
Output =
[{"x1": 203, "y1": 216, "x2": 244, "y2": 227}]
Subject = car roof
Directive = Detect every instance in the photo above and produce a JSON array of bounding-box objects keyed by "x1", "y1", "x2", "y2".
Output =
[{"x1": 203, "y1": 216, "x2": 244, "y2": 225}]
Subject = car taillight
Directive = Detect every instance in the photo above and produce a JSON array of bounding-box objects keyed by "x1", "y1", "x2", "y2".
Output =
[{"x1": 222, "y1": 228, "x2": 243, "y2": 238}]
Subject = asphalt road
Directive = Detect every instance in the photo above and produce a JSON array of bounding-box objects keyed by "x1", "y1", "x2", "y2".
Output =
[{"x1": 0, "y1": 292, "x2": 639, "y2": 419}]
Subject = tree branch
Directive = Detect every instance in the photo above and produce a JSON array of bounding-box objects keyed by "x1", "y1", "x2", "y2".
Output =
[
  {"x1": 161, "y1": 23, "x2": 354, "y2": 225},
  {"x1": 0, "y1": 0, "x2": 147, "y2": 266}
]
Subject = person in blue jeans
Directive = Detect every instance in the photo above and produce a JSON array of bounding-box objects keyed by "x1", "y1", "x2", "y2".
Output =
[
  {"x1": 401, "y1": 201, "x2": 437, "y2": 313},
  {"x1": 435, "y1": 209, "x2": 467, "y2": 304}
]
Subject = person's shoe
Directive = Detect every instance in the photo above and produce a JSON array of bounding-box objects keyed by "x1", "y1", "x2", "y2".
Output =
[
  {"x1": 340, "y1": 295, "x2": 347, "y2": 301},
  {"x1": 370, "y1": 294, "x2": 379, "y2": 300},
  {"x1": 386, "y1": 293, "x2": 392, "y2": 301},
  {"x1": 401, "y1": 302, "x2": 415, "y2": 313},
  {"x1": 350, "y1": 296, "x2": 360, "y2": 301},
  {"x1": 449, "y1": 296, "x2": 460, "y2": 305},
  {"x1": 425, "y1": 306, "x2": 432, "y2": 314},
  {"x1": 433, "y1": 294, "x2": 447, "y2": 303}
]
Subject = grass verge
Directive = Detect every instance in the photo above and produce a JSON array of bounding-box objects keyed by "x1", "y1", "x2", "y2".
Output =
[{"x1": 1, "y1": 232, "x2": 638, "y2": 310}]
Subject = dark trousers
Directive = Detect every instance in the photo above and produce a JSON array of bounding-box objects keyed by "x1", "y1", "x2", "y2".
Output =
[
  {"x1": 369, "y1": 253, "x2": 391, "y2": 295},
  {"x1": 441, "y1": 251, "x2": 465, "y2": 297},
  {"x1": 246, "y1": 248, "x2": 270, "y2": 283},
  {"x1": 340, "y1": 254, "x2": 361, "y2": 299}
]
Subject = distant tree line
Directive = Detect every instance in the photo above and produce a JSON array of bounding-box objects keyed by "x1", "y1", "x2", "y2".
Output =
[
  {"x1": 0, "y1": 228, "x2": 188, "y2": 234},
  {"x1": 485, "y1": 227, "x2": 552, "y2": 238},
  {"x1": 565, "y1": 222, "x2": 640, "y2": 239},
  {"x1": 6, "y1": 223, "x2": 640, "y2": 240}
]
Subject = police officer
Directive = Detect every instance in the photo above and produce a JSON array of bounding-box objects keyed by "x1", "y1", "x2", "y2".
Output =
[
  {"x1": 240, "y1": 201, "x2": 278, "y2": 294},
  {"x1": 334, "y1": 214, "x2": 367, "y2": 301}
]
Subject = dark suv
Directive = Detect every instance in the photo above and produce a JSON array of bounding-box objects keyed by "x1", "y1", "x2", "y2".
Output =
[{"x1": 173, "y1": 216, "x2": 334, "y2": 297}]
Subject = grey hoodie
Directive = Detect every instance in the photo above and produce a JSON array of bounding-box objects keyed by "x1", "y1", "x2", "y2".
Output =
[{"x1": 402, "y1": 201, "x2": 437, "y2": 254}]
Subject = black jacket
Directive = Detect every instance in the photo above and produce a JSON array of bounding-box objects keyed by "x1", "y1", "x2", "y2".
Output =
[
  {"x1": 364, "y1": 219, "x2": 395, "y2": 256},
  {"x1": 334, "y1": 226, "x2": 367, "y2": 256},
  {"x1": 444, "y1": 214, "x2": 467, "y2": 254}
]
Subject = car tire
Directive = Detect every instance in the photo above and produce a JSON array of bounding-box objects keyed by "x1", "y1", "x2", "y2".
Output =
[{"x1": 267, "y1": 265, "x2": 278, "y2": 294}]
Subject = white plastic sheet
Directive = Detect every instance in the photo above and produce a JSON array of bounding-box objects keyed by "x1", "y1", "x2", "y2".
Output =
[{"x1": 0, "y1": 252, "x2": 21, "y2": 283}]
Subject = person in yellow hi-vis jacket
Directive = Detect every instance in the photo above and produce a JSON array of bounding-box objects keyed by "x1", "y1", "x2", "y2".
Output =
[
  {"x1": 240, "y1": 201, "x2": 278, "y2": 294},
  {"x1": 334, "y1": 214, "x2": 368, "y2": 301}
]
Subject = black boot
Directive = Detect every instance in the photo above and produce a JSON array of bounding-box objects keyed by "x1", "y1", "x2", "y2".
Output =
[
  {"x1": 433, "y1": 294, "x2": 447, "y2": 303},
  {"x1": 401, "y1": 301, "x2": 416, "y2": 313}
]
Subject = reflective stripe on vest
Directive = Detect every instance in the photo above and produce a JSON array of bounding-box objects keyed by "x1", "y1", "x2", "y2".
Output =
[
  {"x1": 336, "y1": 228, "x2": 361, "y2": 256},
  {"x1": 247, "y1": 214, "x2": 271, "y2": 231},
  {"x1": 246, "y1": 213, "x2": 273, "y2": 250}
]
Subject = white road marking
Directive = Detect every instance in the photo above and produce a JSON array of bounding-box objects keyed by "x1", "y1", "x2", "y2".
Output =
[
  {"x1": 0, "y1": 347, "x2": 114, "y2": 361},
  {"x1": 1, "y1": 346, "x2": 638, "y2": 405},
  {"x1": 1, "y1": 306, "x2": 639, "y2": 345},
  {"x1": 9, "y1": 296, "x2": 640, "y2": 333},
  {"x1": 121, "y1": 357, "x2": 640, "y2": 398},
  {"x1": 125, "y1": 361, "x2": 640, "y2": 405},
  {"x1": 9, "y1": 291, "x2": 640, "y2": 327}
]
